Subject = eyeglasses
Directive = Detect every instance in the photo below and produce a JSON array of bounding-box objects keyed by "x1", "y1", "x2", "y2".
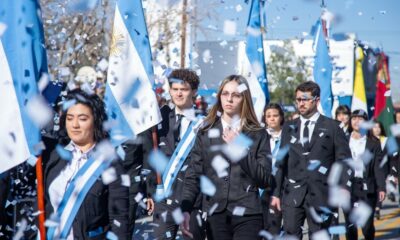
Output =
[
  {"x1": 221, "y1": 91, "x2": 243, "y2": 100},
  {"x1": 295, "y1": 97, "x2": 317, "y2": 103}
]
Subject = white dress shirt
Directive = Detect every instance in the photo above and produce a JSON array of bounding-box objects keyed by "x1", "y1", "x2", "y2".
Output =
[
  {"x1": 349, "y1": 134, "x2": 367, "y2": 178},
  {"x1": 267, "y1": 128, "x2": 282, "y2": 174},
  {"x1": 175, "y1": 108, "x2": 194, "y2": 140},
  {"x1": 48, "y1": 141, "x2": 96, "y2": 239},
  {"x1": 221, "y1": 117, "x2": 241, "y2": 132},
  {"x1": 300, "y1": 112, "x2": 320, "y2": 144}
]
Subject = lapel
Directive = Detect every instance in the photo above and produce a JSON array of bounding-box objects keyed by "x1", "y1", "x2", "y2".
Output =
[
  {"x1": 167, "y1": 109, "x2": 176, "y2": 150},
  {"x1": 46, "y1": 154, "x2": 68, "y2": 186},
  {"x1": 210, "y1": 119, "x2": 225, "y2": 147},
  {"x1": 309, "y1": 115, "x2": 326, "y2": 150}
]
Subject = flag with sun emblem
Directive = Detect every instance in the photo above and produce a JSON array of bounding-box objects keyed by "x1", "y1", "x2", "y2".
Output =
[{"x1": 104, "y1": 0, "x2": 161, "y2": 146}]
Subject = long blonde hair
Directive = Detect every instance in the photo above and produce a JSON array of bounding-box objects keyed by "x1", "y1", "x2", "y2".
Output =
[{"x1": 203, "y1": 75, "x2": 261, "y2": 132}]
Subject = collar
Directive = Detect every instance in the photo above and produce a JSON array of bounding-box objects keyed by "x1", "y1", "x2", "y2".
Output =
[
  {"x1": 221, "y1": 116, "x2": 241, "y2": 131},
  {"x1": 175, "y1": 107, "x2": 196, "y2": 120},
  {"x1": 64, "y1": 141, "x2": 96, "y2": 154},
  {"x1": 300, "y1": 111, "x2": 320, "y2": 124},
  {"x1": 267, "y1": 128, "x2": 282, "y2": 140}
]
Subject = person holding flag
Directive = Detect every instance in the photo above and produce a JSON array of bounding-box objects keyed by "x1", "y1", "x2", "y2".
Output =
[
  {"x1": 44, "y1": 89, "x2": 130, "y2": 240},
  {"x1": 146, "y1": 69, "x2": 209, "y2": 240}
]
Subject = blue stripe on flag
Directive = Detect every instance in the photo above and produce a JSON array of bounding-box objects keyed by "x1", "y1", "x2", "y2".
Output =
[
  {"x1": 0, "y1": 0, "x2": 47, "y2": 156},
  {"x1": 104, "y1": 84, "x2": 135, "y2": 146},
  {"x1": 117, "y1": 0, "x2": 154, "y2": 85},
  {"x1": 246, "y1": 0, "x2": 269, "y2": 103},
  {"x1": 313, "y1": 20, "x2": 333, "y2": 118}
]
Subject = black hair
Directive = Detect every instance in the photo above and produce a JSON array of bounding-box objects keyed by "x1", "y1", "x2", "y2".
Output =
[
  {"x1": 371, "y1": 119, "x2": 386, "y2": 137},
  {"x1": 263, "y1": 103, "x2": 285, "y2": 126},
  {"x1": 59, "y1": 89, "x2": 109, "y2": 145},
  {"x1": 295, "y1": 81, "x2": 320, "y2": 98},
  {"x1": 335, "y1": 105, "x2": 351, "y2": 120}
]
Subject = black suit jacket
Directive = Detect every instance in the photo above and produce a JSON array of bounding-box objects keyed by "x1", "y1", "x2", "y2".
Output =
[
  {"x1": 181, "y1": 119, "x2": 271, "y2": 215},
  {"x1": 44, "y1": 149, "x2": 130, "y2": 240},
  {"x1": 275, "y1": 115, "x2": 352, "y2": 208},
  {"x1": 352, "y1": 137, "x2": 387, "y2": 194}
]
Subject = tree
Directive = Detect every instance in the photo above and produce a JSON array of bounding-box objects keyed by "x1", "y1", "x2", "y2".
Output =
[{"x1": 267, "y1": 40, "x2": 309, "y2": 105}]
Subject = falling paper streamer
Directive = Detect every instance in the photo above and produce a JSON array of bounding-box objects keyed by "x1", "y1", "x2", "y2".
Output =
[
  {"x1": 26, "y1": 95, "x2": 53, "y2": 128},
  {"x1": 232, "y1": 206, "x2": 246, "y2": 216},
  {"x1": 222, "y1": 133, "x2": 253, "y2": 162},
  {"x1": 327, "y1": 163, "x2": 343, "y2": 186},
  {"x1": 121, "y1": 174, "x2": 130, "y2": 187},
  {"x1": 200, "y1": 175, "x2": 216, "y2": 196},
  {"x1": 172, "y1": 208, "x2": 184, "y2": 224},
  {"x1": 148, "y1": 150, "x2": 169, "y2": 175},
  {"x1": 311, "y1": 230, "x2": 330, "y2": 240},
  {"x1": 211, "y1": 155, "x2": 229, "y2": 178},
  {"x1": 97, "y1": 58, "x2": 109, "y2": 71},
  {"x1": 55, "y1": 145, "x2": 73, "y2": 161},
  {"x1": 307, "y1": 160, "x2": 321, "y2": 171},
  {"x1": 101, "y1": 167, "x2": 117, "y2": 185},
  {"x1": 350, "y1": 201, "x2": 372, "y2": 227},
  {"x1": 223, "y1": 20, "x2": 237, "y2": 36},
  {"x1": 208, "y1": 128, "x2": 221, "y2": 138}
]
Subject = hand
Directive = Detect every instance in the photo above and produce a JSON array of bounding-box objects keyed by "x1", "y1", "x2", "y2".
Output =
[
  {"x1": 222, "y1": 127, "x2": 239, "y2": 143},
  {"x1": 147, "y1": 198, "x2": 155, "y2": 215},
  {"x1": 180, "y1": 211, "x2": 193, "y2": 239},
  {"x1": 378, "y1": 191, "x2": 386, "y2": 202},
  {"x1": 270, "y1": 196, "x2": 281, "y2": 211},
  {"x1": 394, "y1": 177, "x2": 399, "y2": 185}
]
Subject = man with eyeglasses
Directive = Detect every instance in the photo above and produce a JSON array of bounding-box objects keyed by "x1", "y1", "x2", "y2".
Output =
[{"x1": 273, "y1": 81, "x2": 351, "y2": 239}]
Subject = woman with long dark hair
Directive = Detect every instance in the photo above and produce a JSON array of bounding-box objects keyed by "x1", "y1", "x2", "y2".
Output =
[
  {"x1": 344, "y1": 109, "x2": 387, "y2": 240},
  {"x1": 180, "y1": 75, "x2": 271, "y2": 239},
  {"x1": 44, "y1": 89, "x2": 129, "y2": 239}
]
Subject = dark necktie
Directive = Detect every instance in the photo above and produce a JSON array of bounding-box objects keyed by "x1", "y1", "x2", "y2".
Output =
[
  {"x1": 303, "y1": 120, "x2": 310, "y2": 151},
  {"x1": 174, "y1": 114, "x2": 183, "y2": 144}
]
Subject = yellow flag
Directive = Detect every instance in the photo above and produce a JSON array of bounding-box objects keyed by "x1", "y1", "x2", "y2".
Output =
[{"x1": 351, "y1": 47, "x2": 368, "y2": 113}]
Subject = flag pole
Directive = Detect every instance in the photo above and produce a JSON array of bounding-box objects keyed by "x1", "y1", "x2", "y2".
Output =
[{"x1": 35, "y1": 155, "x2": 46, "y2": 239}]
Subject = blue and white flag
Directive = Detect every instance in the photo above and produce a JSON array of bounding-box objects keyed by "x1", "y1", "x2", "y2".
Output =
[
  {"x1": 104, "y1": 0, "x2": 162, "y2": 146},
  {"x1": 312, "y1": 19, "x2": 333, "y2": 118},
  {"x1": 243, "y1": 0, "x2": 269, "y2": 121},
  {"x1": 0, "y1": 0, "x2": 48, "y2": 173}
]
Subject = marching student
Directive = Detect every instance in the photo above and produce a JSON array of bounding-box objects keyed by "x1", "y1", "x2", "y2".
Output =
[
  {"x1": 344, "y1": 109, "x2": 387, "y2": 240},
  {"x1": 335, "y1": 105, "x2": 351, "y2": 140},
  {"x1": 147, "y1": 69, "x2": 208, "y2": 240},
  {"x1": 261, "y1": 103, "x2": 284, "y2": 235},
  {"x1": 180, "y1": 75, "x2": 271, "y2": 239},
  {"x1": 273, "y1": 81, "x2": 352, "y2": 239},
  {"x1": 44, "y1": 89, "x2": 130, "y2": 239}
]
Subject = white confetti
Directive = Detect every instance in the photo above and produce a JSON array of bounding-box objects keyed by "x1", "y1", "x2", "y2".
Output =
[
  {"x1": 101, "y1": 167, "x2": 117, "y2": 185},
  {"x1": 232, "y1": 206, "x2": 246, "y2": 216},
  {"x1": 121, "y1": 174, "x2": 130, "y2": 187},
  {"x1": 211, "y1": 155, "x2": 229, "y2": 178},
  {"x1": 311, "y1": 229, "x2": 330, "y2": 240},
  {"x1": 26, "y1": 95, "x2": 53, "y2": 128},
  {"x1": 134, "y1": 192, "x2": 143, "y2": 203},
  {"x1": 38, "y1": 73, "x2": 50, "y2": 92},
  {"x1": 328, "y1": 186, "x2": 351, "y2": 211},
  {"x1": 208, "y1": 128, "x2": 221, "y2": 138},
  {"x1": 208, "y1": 203, "x2": 219, "y2": 216},
  {"x1": 350, "y1": 201, "x2": 372, "y2": 227},
  {"x1": 237, "y1": 83, "x2": 248, "y2": 93},
  {"x1": 223, "y1": 20, "x2": 237, "y2": 36},
  {"x1": 318, "y1": 166, "x2": 328, "y2": 175},
  {"x1": 327, "y1": 163, "x2": 343, "y2": 186},
  {"x1": 172, "y1": 208, "x2": 184, "y2": 224},
  {"x1": 97, "y1": 58, "x2": 109, "y2": 71},
  {"x1": 200, "y1": 175, "x2": 216, "y2": 196},
  {"x1": 0, "y1": 22, "x2": 7, "y2": 37},
  {"x1": 235, "y1": 4, "x2": 243, "y2": 12}
]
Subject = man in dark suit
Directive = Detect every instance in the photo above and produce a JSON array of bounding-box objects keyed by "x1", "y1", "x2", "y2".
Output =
[
  {"x1": 273, "y1": 81, "x2": 352, "y2": 239},
  {"x1": 147, "y1": 69, "x2": 207, "y2": 240}
]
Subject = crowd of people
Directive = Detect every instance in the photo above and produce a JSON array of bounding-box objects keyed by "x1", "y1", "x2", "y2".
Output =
[{"x1": 1, "y1": 68, "x2": 400, "y2": 240}]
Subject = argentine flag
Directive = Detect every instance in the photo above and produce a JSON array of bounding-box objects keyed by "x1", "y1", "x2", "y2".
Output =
[
  {"x1": 104, "y1": 0, "x2": 161, "y2": 146},
  {"x1": 0, "y1": 0, "x2": 48, "y2": 174},
  {"x1": 242, "y1": 0, "x2": 269, "y2": 122},
  {"x1": 312, "y1": 19, "x2": 333, "y2": 118}
]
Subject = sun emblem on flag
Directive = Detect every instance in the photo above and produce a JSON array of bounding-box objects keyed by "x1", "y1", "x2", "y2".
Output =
[{"x1": 110, "y1": 28, "x2": 126, "y2": 57}]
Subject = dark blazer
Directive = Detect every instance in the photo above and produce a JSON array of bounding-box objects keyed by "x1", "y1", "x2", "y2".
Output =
[
  {"x1": 275, "y1": 114, "x2": 352, "y2": 208},
  {"x1": 352, "y1": 137, "x2": 387, "y2": 194},
  {"x1": 44, "y1": 149, "x2": 130, "y2": 240},
  {"x1": 181, "y1": 119, "x2": 271, "y2": 215}
]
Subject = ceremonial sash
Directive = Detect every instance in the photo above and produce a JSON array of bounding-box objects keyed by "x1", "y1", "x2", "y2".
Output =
[
  {"x1": 47, "y1": 157, "x2": 111, "y2": 239},
  {"x1": 161, "y1": 117, "x2": 204, "y2": 197}
]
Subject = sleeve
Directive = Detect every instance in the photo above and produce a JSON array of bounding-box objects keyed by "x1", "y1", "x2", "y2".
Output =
[
  {"x1": 181, "y1": 134, "x2": 203, "y2": 213},
  {"x1": 108, "y1": 161, "x2": 130, "y2": 240},
  {"x1": 141, "y1": 128, "x2": 157, "y2": 197},
  {"x1": 374, "y1": 141, "x2": 388, "y2": 192},
  {"x1": 333, "y1": 121, "x2": 353, "y2": 190},
  {"x1": 272, "y1": 123, "x2": 290, "y2": 198},
  {"x1": 239, "y1": 130, "x2": 271, "y2": 188}
]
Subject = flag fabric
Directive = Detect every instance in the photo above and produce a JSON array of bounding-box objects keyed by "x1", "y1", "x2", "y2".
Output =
[
  {"x1": 373, "y1": 52, "x2": 395, "y2": 136},
  {"x1": 312, "y1": 19, "x2": 333, "y2": 118},
  {"x1": 351, "y1": 47, "x2": 368, "y2": 114},
  {"x1": 104, "y1": 0, "x2": 161, "y2": 146},
  {"x1": 0, "y1": 0, "x2": 47, "y2": 174},
  {"x1": 244, "y1": 0, "x2": 269, "y2": 122}
]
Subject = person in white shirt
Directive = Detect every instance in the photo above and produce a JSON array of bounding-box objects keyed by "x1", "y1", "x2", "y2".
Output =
[
  {"x1": 44, "y1": 89, "x2": 129, "y2": 240},
  {"x1": 262, "y1": 103, "x2": 284, "y2": 235},
  {"x1": 344, "y1": 109, "x2": 387, "y2": 240}
]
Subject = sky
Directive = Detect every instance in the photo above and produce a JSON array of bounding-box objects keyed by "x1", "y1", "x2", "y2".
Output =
[{"x1": 194, "y1": 0, "x2": 400, "y2": 104}]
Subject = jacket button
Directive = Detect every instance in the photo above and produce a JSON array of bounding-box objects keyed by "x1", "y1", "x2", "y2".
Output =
[{"x1": 224, "y1": 177, "x2": 228, "y2": 181}]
